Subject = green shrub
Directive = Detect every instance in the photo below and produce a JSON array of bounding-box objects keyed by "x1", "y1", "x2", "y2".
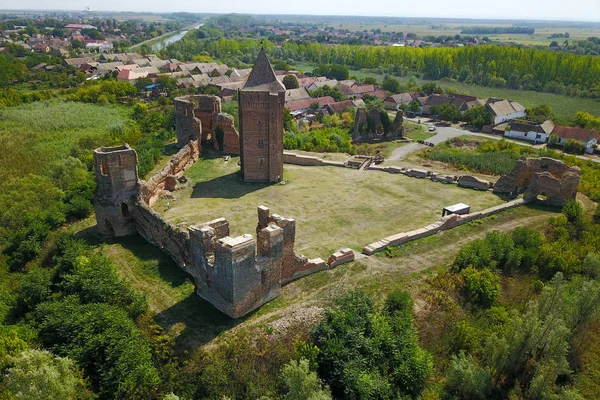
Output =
[
  {"x1": 461, "y1": 266, "x2": 501, "y2": 308},
  {"x1": 449, "y1": 320, "x2": 482, "y2": 355},
  {"x1": 310, "y1": 291, "x2": 432, "y2": 399},
  {"x1": 445, "y1": 352, "x2": 492, "y2": 400},
  {"x1": 34, "y1": 298, "x2": 160, "y2": 399},
  {"x1": 563, "y1": 139, "x2": 586, "y2": 155},
  {"x1": 284, "y1": 127, "x2": 355, "y2": 154}
]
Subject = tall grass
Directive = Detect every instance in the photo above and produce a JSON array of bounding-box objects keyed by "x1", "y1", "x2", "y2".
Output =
[{"x1": 0, "y1": 100, "x2": 130, "y2": 180}]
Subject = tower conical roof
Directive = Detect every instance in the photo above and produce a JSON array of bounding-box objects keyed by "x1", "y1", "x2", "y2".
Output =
[{"x1": 241, "y1": 48, "x2": 285, "y2": 93}]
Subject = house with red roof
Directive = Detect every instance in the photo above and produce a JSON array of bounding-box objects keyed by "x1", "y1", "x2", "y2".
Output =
[
  {"x1": 285, "y1": 96, "x2": 335, "y2": 116},
  {"x1": 551, "y1": 125, "x2": 599, "y2": 154}
]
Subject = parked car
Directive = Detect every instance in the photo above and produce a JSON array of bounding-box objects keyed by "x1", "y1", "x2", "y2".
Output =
[{"x1": 428, "y1": 126, "x2": 436, "y2": 132}]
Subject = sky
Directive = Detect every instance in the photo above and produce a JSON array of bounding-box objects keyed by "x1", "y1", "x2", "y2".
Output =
[{"x1": 4, "y1": 0, "x2": 600, "y2": 22}]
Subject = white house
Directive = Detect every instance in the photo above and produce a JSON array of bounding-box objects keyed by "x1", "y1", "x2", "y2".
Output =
[
  {"x1": 486, "y1": 99, "x2": 526, "y2": 125},
  {"x1": 504, "y1": 120, "x2": 555, "y2": 144},
  {"x1": 551, "y1": 125, "x2": 600, "y2": 154}
]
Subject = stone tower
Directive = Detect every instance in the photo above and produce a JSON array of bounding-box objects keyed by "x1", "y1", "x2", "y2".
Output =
[
  {"x1": 238, "y1": 48, "x2": 286, "y2": 183},
  {"x1": 93, "y1": 144, "x2": 139, "y2": 237}
]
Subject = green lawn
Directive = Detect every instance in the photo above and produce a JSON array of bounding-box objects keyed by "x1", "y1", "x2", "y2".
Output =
[{"x1": 153, "y1": 150, "x2": 505, "y2": 258}]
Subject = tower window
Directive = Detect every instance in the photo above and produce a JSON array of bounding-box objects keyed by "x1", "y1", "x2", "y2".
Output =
[
  {"x1": 99, "y1": 159, "x2": 108, "y2": 176},
  {"x1": 259, "y1": 158, "x2": 265, "y2": 165},
  {"x1": 121, "y1": 203, "x2": 130, "y2": 218}
]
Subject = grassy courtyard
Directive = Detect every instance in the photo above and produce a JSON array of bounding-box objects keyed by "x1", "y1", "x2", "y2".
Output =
[{"x1": 153, "y1": 150, "x2": 505, "y2": 258}]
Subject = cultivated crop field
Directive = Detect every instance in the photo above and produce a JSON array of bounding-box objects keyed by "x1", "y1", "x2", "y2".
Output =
[{"x1": 153, "y1": 151, "x2": 505, "y2": 258}]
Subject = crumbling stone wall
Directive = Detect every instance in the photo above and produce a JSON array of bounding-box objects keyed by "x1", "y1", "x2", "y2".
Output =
[
  {"x1": 140, "y1": 140, "x2": 201, "y2": 206},
  {"x1": 493, "y1": 157, "x2": 581, "y2": 206},
  {"x1": 352, "y1": 108, "x2": 404, "y2": 143},
  {"x1": 93, "y1": 142, "x2": 318, "y2": 317},
  {"x1": 175, "y1": 95, "x2": 240, "y2": 155},
  {"x1": 175, "y1": 97, "x2": 201, "y2": 145},
  {"x1": 134, "y1": 202, "x2": 193, "y2": 270},
  {"x1": 212, "y1": 113, "x2": 240, "y2": 154},
  {"x1": 194, "y1": 95, "x2": 221, "y2": 142}
]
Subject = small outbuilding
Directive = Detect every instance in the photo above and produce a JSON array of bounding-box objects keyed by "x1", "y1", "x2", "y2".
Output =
[{"x1": 442, "y1": 203, "x2": 470, "y2": 217}]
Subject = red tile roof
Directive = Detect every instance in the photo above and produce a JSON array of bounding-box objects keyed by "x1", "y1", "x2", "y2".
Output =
[
  {"x1": 552, "y1": 125, "x2": 599, "y2": 142},
  {"x1": 285, "y1": 96, "x2": 335, "y2": 112}
]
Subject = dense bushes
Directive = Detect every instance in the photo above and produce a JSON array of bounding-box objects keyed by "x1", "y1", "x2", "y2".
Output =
[
  {"x1": 3, "y1": 234, "x2": 158, "y2": 399},
  {"x1": 422, "y1": 138, "x2": 536, "y2": 175},
  {"x1": 563, "y1": 139, "x2": 586, "y2": 154},
  {"x1": 66, "y1": 80, "x2": 137, "y2": 104},
  {"x1": 309, "y1": 290, "x2": 432, "y2": 399},
  {"x1": 284, "y1": 127, "x2": 356, "y2": 154},
  {"x1": 425, "y1": 201, "x2": 600, "y2": 399}
]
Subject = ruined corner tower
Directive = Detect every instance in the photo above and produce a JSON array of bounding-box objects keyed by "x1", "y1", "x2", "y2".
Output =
[
  {"x1": 93, "y1": 144, "x2": 139, "y2": 237},
  {"x1": 238, "y1": 48, "x2": 286, "y2": 183}
]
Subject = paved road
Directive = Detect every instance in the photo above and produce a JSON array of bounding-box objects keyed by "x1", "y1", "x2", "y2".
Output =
[
  {"x1": 388, "y1": 121, "x2": 551, "y2": 161},
  {"x1": 389, "y1": 124, "x2": 493, "y2": 161}
]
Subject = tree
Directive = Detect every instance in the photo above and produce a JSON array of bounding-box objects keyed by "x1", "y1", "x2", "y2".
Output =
[
  {"x1": 463, "y1": 106, "x2": 493, "y2": 129},
  {"x1": 282, "y1": 74, "x2": 299, "y2": 89},
  {"x1": 311, "y1": 291, "x2": 432, "y2": 399},
  {"x1": 445, "y1": 352, "x2": 492, "y2": 400},
  {"x1": 4, "y1": 349, "x2": 92, "y2": 400},
  {"x1": 431, "y1": 103, "x2": 461, "y2": 123},
  {"x1": 309, "y1": 102, "x2": 320, "y2": 113},
  {"x1": 461, "y1": 266, "x2": 501, "y2": 308},
  {"x1": 282, "y1": 359, "x2": 332, "y2": 400},
  {"x1": 382, "y1": 75, "x2": 401, "y2": 93}
]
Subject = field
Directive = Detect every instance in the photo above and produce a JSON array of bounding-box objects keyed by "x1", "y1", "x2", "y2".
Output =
[
  {"x1": 337, "y1": 21, "x2": 600, "y2": 46},
  {"x1": 153, "y1": 150, "x2": 504, "y2": 258},
  {"x1": 0, "y1": 100, "x2": 130, "y2": 179}
]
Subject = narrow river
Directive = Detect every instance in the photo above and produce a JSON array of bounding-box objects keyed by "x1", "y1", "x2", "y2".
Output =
[{"x1": 152, "y1": 23, "x2": 204, "y2": 51}]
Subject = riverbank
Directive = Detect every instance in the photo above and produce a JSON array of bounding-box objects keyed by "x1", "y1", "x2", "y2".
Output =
[{"x1": 129, "y1": 22, "x2": 203, "y2": 51}]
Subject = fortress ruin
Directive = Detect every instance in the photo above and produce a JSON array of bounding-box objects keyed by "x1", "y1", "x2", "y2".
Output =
[
  {"x1": 174, "y1": 94, "x2": 240, "y2": 154},
  {"x1": 93, "y1": 51, "x2": 582, "y2": 319},
  {"x1": 93, "y1": 142, "x2": 328, "y2": 318}
]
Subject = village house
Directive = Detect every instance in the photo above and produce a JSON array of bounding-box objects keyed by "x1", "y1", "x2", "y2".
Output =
[
  {"x1": 486, "y1": 98, "x2": 526, "y2": 125},
  {"x1": 384, "y1": 92, "x2": 425, "y2": 110},
  {"x1": 322, "y1": 99, "x2": 365, "y2": 115},
  {"x1": 285, "y1": 96, "x2": 336, "y2": 117},
  {"x1": 33, "y1": 43, "x2": 50, "y2": 53},
  {"x1": 306, "y1": 79, "x2": 338, "y2": 92},
  {"x1": 550, "y1": 125, "x2": 599, "y2": 154},
  {"x1": 504, "y1": 120, "x2": 555, "y2": 144},
  {"x1": 63, "y1": 57, "x2": 96, "y2": 68},
  {"x1": 424, "y1": 94, "x2": 468, "y2": 115},
  {"x1": 362, "y1": 89, "x2": 386, "y2": 99},
  {"x1": 285, "y1": 87, "x2": 312, "y2": 102},
  {"x1": 339, "y1": 84, "x2": 376, "y2": 99}
]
